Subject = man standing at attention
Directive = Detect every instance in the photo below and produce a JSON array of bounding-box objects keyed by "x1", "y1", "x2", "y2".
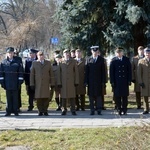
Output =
[
  {"x1": 30, "y1": 51, "x2": 54, "y2": 116},
  {"x1": 138, "y1": 47, "x2": 150, "y2": 114},
  {"x1": 85, "y1": 46, "x2": 106, "y2": 115},
  {"x1": 57, "y1": 49, "x2": 79, "y2": 115},
  {"x1": 0, "y1": 47, "x2": 24, "y2": 116},
  {"x1": 109, "y1": 47, "x2": 132, "y2": 115},
  {"x1": 132, "y1": 46, "x2": 144, "y2": 109}
]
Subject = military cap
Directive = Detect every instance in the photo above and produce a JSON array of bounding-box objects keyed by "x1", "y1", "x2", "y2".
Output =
[
  {"x1": 54, "y1": 50, "x2": 60, "y2": 54},
  {"x1": 29, "y1": 49, "x2": 38, "y2": 54},
  {"x1": 144, "y1": 47, "x2": 150, "y2": 53},
  {"x1": 115, "y1": 47, "x2": 124, "y2": 53},
  {"x1": 37, "y1": 51, "x2": 44, "y2": 55},
  {"x1": 138, "y1": 46, "x2": 144, "y2": 50},
  {"x1": 55, "y1": 54, "x2": 62, "y2": 59},
  {"x1": 63, "y1": 49, "x2": 70, "y2": 53},
  {"x1": 6, "y1": 47, "x2": 14, "y2": 53},
  {"x1": 75, "y1": 49, "x2": 81, "y2": 52},
  {"x1": 70, "y1": 49, "x2": 75, "y2": 53},
  {"x1": 90, "y1": 46, "x2": 99, "y2": 51}
]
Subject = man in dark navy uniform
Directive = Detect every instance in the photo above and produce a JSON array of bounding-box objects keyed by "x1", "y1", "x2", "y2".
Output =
[
  {"x1": 0, "y1": 47, "x2": 24, "y2": 116},
  {"x1": 24, "y1": 49, "x2": 38, "y2": 111},
  {"x1": 109, "y1": 47, "x2": 132, "y2": 115},
  {"x1": 85, "y1": 46, "x2": 106, "y2": 115}
]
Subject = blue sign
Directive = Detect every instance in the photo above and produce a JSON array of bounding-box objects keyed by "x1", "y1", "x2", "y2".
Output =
[{"x1": 51, "y1": 37, "x2": 59, "y2": 44}]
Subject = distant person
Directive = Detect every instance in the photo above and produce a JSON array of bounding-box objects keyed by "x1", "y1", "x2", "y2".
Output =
[
  {"x1": 75, "y1": 49, "x2": 86, "y2": 111},
  {"x1": 30, "y1": 51, "x2": 55, "y2": 116},
  {"x1": 24, "y1": 49, "x2": 38, "y2": 111},
  {"x1": 0, "y1": 47, "x2": 24, "y2": 116},
  {"x1": 131, "y1": 46, "x2": 144, "y2": 109},
  {"x1": 109, "y1": 47, "x2": 132, "y2": 115},
  {"x1": 137, "y1": 47, "x2": 150, "y2": 114},
  {"x1": 52, "y1": 54, "x2": 62, "y2": 111},
  {"x1": 70, "y1": 49, "x2": 76, "y2": 58},
  {"x1": 85, "y1": 46, "x2": 106, "y2": 115},
  {"x1": 57, "y1": 49, "x2": 79, "y2": 115}
]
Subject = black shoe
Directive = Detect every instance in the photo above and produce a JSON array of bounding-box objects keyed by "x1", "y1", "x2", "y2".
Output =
[
  {"x1": 44, "y1": 112, "x2": 49, "y2": 116},
  {"x1": 5, "y1": 113, "x2": 11, "y2": 116},
  {"x1": 123, "y1": 111, "x2": 127, "y2": 115},
  {"x1": 118, "y1": 110, "x2": 122, "y2": 115},
  {"x1": 72, "y1": 112, "x2": 77, "y2": 115},
  {"x1": 97, "y1": 111, "x2": 101, "y2": 115},
  {"x1": 38, "y1": 112, "x2": 43, "y2": 116},
  {"x1": 61, "y1": 111, "x2": 66, "y2": 115},
  {"x1": 14, "y1": 113, "x2": 19, "y2": 116},
  {"x1": 143, "y1": 111, "x2": 149, "y2": 114},
  {"x1": 81, "y1": 108, "x2": 85, "y2": 111},
  {"x1": 90, "y1": 111, "x2": 95, "y2": 115}
]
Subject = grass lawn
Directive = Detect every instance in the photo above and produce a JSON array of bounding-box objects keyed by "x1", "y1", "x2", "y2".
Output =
[{"x1": 0, "y1": 83, "x2": 150, "y2": 150}]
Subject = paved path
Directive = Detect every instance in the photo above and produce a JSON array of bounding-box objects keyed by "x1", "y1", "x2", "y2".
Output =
[{"x1": 0, "y1": 109, "x2": 150, "y2": 130}]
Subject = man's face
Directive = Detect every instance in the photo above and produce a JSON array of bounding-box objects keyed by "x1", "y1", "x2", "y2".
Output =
[
  {"x1": 115, "y1": 51, "x2": 123, "y2": 58},
  {"x1": 91, "y1": 50, "x2": 99, "y2": 57},
  {"x1": 138, "y1": 48, "x2": 144, "y2": 56},
  {"x1": 75, "y1": 51, "x2": 82, "y2": 58},
  {"x1": 63, "y1": 52, "x2": 70, "y2": 59},
  {"x1": 7, "y1": 52, "x2": 14, "y2": 59},
  {"x1": 29, "y1": 53, "x2": 36, "y2": 58},
  {"x1": 37, "y1": 54, "x2": 44, "y2": 61},
  {"x1": 144, "y1": 51, "x2": 150, "y2": 59}
]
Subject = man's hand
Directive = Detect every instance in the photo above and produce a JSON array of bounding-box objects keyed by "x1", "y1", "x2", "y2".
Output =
[{"x1": 139, "y1": 83, "x2": 145, "y2": 88}]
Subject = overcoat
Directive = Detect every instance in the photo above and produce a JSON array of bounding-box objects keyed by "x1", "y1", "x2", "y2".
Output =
[
  {"x1": 137, "y1": 58, "x2": 150, "y2": 96},
  {"x1": 57, "y1": 58, "x2": 79, "y2": 98},
  {"x1": 75, "y1": 58, "x2": 86, "y2": 95},
  {"x1": 85, "y1": 55, "x2": 106, "y2": 97},
  {"x1": 109, "y1": 56, "x2": 132, "y2": 97},
  {"x1": 30, "y1": 60, "x2": 55, "y2": 99},
  {"x1": 0, "y1": 57, "x2": 24, "y2": 90},
  {"x1": 131, "y1": 55, "x2": 143, "y2": 92}
]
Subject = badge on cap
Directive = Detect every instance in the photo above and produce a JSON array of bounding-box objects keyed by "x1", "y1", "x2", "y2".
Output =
[{"x1": 90, "y1": 46, "x2": 99, "y2": 51}]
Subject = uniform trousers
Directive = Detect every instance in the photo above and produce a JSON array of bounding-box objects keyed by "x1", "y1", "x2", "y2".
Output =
[
  {"x1": 36, "y1": 98, "x2": 49, "y2": 113},
  {"x1": 143, "y1": 96, "x2": 149, "y2": 112},
  {"x1": 6, "y1": 90, "x2": 18, "y2": 114},
  {"x1": 116, "y1": 96, "x2": 128, "y2": 113},
  {"x1": 89, "y1": 96, "x2": 102, "y2": 112},
  {"x1": 27, "y1": 86, "x2": 35, "y2": 109},
  {"x1": 136, "y1": 92, "x2": 141, "y2": 107},
  {"x1": 62, "y1": 98, "x2": 75, "y2": 112}
]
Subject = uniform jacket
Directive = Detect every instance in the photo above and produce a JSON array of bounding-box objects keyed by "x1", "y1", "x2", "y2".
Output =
[
  {"x1": 24, "y1": 57, "x2": 37, "y2": 85},
  {"x1": 30, "y1": 60, "x2": 55, "y2": 99},
  {"x1": 137, "y1": 57, "x2": 150, "y2": 96},
  {"x1": 85, "y1": 55, "x2": 106, "y2": 97},
  {"x1": 109, "y1": 56, "x2": 132, "y2": 97},
  {"x1": 75, "y1": 58, "x2": 86, "y2": 95},
  {"x1": 132, "y1": 55, "x2": 144, "y2": 92},
  {"x1": 0, "y1": 57, "x2": 24, "y2": 90},
  {"x1": 57, "y1": 58, "x2": 79, "y2": 98}
]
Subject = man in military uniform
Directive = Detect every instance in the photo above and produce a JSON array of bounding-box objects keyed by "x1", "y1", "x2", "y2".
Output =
[
  {"x1": 75, "y1": 49, "x2": 86, "y2": 111},
  {"x1": 0, "y1": 47, "x2": 24, "y2": 116},
  {"x1": 131, "y1": 46, "x2": 144, "y2": 109},
  {"x1": 30, "y1": 51, "x2": 55, "y2": 116},
  {"x1": 70, "y1": 49, "x2": 76, "y2": 58},
  {"x1": 138, "y1": 47, "x2": 150, "y2": 114},
  {"x1": 85, "y1": 46, "x2": 106, "y2": 115},
  {"x1": 24, "y1": 49, "x2": 38, "y2": 111},
  {"x1": 109, "y1": 47, "x2": 132, "y2": 115},
  {"x1": 57, "y1": 49, "x2": 79, "y2": 115}
]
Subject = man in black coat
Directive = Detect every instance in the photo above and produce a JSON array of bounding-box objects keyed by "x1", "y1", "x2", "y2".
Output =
[
  {"x1": 24, "y1": 49, "x2": 38, "y2": 111},
  {"x1": 0, "y1": 47, "x2": 24, "y2": 116},
  {"x1": 109, "y1": 47, "x2": 132, "y2": 115},
  {"x1": 85, "y1": 46, "x2": 106, "y2": 115}
]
